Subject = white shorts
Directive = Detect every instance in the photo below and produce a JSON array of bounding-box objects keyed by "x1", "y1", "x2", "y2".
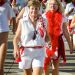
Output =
[{"x1": 19, "y1": 47, "x2": 45, "y2": 69}]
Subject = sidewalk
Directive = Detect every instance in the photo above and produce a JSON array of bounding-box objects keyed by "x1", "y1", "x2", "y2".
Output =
[{"x1": 4, "y1": 71, "x2": 75, "y2": 75}]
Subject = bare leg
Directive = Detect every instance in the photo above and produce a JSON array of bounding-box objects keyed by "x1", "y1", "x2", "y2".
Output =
[
  {"x1": 33, "y1": 67, "x2": 43, "y2": 75},
  {"x1": 0, "y1": 32, "x2": 8, "y2": 75},
  {"x1": 23, "y1": 68, "x2": 32, "y2": 75},
  {"x1": 52, "y1": 58, "x2": 60, "y2": 75},
  {"x1": 44, "y1": 63, "x2": 51, "y2": 75}
]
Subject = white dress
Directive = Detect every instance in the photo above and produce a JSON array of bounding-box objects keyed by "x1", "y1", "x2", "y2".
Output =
[{"x1": 18, "y1": 15, "x2": 47, "y2": 69}]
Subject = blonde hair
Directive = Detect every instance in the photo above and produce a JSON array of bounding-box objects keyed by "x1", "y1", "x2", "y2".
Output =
[
  {"x1": 46, "y1": 0, "x2": 64, "y2": 13},
  {"x1": 27, "y1": 0, "x2": 41, "y2": 8}
]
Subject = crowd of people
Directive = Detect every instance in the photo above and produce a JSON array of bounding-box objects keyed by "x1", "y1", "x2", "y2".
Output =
[{"x1": 0, "y1": 0, "x2": 75, "y2": 75}]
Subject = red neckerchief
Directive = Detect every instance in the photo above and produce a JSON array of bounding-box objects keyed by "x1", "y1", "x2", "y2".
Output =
[{"x1": 46, "y1": 11, "x2": 62, "y2": 52}]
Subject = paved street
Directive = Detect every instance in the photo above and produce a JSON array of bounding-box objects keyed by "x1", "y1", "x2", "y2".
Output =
[{"x1": 4, "y1": 29, "x2": 75, "y2": 75}]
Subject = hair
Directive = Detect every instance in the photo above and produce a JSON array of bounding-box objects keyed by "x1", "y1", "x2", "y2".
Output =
[
  {"x1": 46, "y1": 0, "x2": 64, "y2": 13},
  {"x1": 27, "y1": 0, "x2": 41, "y2": 8}
]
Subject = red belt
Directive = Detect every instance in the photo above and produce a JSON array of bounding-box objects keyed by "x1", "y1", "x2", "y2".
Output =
[
  {"x1": 20, "y1": 46, "x2": 44, "y2": 49},
  {"x1": 19, "y1": 46, "x2": 44, "y2": 55},
  {"x1": 25, "y1": 46, "x2": 44, "y2": 48}
]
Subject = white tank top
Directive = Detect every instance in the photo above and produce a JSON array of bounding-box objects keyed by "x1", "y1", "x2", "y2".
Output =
[{"x1": 19, "y1": 16, "x2": 46, "y2": 47}]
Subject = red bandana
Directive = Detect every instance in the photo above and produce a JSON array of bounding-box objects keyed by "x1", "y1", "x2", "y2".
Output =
[{"x1": 46, "y1": 11, "x2": 62, "y2": 53}]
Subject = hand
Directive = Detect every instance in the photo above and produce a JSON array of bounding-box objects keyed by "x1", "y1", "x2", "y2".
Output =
[
  {"x1": 13, "y1": 50, "x2": 21, "y2": 63},
  {"x1": 13, "y1": 50, "x2": 20, "y2": 59}
]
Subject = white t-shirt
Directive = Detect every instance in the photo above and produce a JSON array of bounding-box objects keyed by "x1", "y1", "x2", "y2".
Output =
[
  {"x1": 0, "y1": 2, "x2": 15, "y2": 32},
  {"x1": 64, "y1": 2, "x2": 75, "y2": 20}
]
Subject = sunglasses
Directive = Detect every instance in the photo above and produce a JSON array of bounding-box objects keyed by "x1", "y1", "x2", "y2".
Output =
[{"x1": 32, "y1": 30, "x2": 37, "y2": 40}]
